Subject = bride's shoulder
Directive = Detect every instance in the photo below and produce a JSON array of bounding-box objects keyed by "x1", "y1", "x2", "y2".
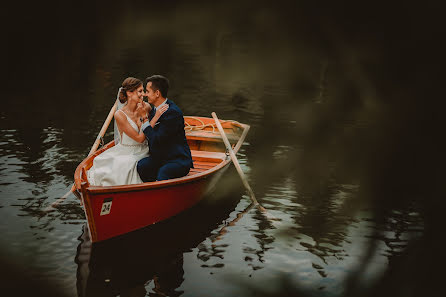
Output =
[{"x1": 114, "y1": 109, "x2": 126, "y2": 121}]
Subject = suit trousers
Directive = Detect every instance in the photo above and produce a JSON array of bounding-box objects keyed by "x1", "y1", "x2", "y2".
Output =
[{"x1": 137, "y1": 155, "x2": 191, "y2": 182}]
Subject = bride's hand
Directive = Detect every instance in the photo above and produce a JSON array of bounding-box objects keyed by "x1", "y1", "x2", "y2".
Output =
[
  {"x1": 149, "y1": 104, "x2": 169, "y2": 128},
  {"x1": 136, "y1": 102, "x2": 147, "y2": 118},
  {"x1": 155, "y1": 104, "x2": 169, "y2": 119}
]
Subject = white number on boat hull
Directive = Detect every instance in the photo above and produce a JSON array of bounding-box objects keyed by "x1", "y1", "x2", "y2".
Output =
[{"x1": 100, "y1": 198, "x2": 113, "y2": 216}]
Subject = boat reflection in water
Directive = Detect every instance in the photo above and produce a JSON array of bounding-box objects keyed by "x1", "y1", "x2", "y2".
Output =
[{"x1": 75, "y1": 168, "x2": 243, "y2": 297}]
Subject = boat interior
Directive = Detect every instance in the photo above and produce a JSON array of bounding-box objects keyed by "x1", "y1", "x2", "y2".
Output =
[{"x1": 184, "y1": 116, "x2": 242, "y2": 176}]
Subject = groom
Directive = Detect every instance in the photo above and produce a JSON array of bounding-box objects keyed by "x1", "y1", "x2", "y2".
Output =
[{"x1": 137, "y1": 75, "x2": 193, "y2": 182}]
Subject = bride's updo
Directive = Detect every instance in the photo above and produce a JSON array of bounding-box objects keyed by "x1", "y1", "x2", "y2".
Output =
[{"x1": 118, "y1": 77, "x2": 143, "y2": 103}]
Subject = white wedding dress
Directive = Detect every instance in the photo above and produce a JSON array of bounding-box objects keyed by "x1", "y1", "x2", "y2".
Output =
[{"x1": 87, "y1": 110, "x2": 149, "y2": 186}]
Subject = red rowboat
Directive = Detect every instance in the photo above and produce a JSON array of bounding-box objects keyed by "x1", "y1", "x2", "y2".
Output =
[{"x1": 74, "y1": 116, "x2": 250, "y2": 243}]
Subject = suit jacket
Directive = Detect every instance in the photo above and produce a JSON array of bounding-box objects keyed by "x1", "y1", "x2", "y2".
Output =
[{"x1": 143, "y1": 99, "x2": 193, "y2": 168}]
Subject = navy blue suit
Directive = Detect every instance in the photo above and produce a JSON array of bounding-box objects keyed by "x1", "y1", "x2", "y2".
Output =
[{"x1": 137, "y1": 99, "x2": 193, "y2": 182}]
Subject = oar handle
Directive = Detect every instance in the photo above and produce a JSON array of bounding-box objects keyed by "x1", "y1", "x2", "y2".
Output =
[
  {"x1": 88, "y1": 100, "x2": 118, "y2": 156},
  {"x1": 212, "y1": 112, "x2": 260, "y2": 206}
]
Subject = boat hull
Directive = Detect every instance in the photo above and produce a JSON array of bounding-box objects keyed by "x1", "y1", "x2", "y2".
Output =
[{"x1": 82, "y1": 163, "x2": 230, "y2": 242}]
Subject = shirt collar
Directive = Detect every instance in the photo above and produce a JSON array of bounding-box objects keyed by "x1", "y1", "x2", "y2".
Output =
[{"x1": 154, "y1": 98, "x2": 168, "y2": 110}]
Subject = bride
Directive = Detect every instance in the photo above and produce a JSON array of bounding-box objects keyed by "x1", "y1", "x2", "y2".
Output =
[{"x1": 87, "y1": 77, "x2": 168, "y2": 186}]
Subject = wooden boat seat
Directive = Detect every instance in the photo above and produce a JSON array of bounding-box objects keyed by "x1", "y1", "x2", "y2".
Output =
[
  {"x1": 188, "y1": 150, "x2": 227, "y2": 176},
  {"x1": 190, "y1": 150, "x2": 227, "y2": 162},
  {"x1": 186, "y1": 130, "x2": 239, "y2": 142}
]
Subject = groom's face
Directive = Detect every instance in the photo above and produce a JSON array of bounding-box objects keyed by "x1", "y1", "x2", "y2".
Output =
[{"x1": 145, "y1": 82, "x2": 159, "y2": 104}]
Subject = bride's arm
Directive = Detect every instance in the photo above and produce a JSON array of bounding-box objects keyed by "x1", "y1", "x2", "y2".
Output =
[{"x1": 114, "y1": 111, "x2": 146, "y2": 143}]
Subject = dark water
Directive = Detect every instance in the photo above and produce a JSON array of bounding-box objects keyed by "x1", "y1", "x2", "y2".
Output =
[{"x1": 1, "y1": 1, "x2": 444, "y2": 296}]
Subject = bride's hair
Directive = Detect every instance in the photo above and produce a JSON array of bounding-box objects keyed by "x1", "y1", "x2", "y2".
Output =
[{"x1": 119, "y1": 77, "x2": 143, "y2": 103}]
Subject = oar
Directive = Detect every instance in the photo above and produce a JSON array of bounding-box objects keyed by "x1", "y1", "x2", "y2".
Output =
[
  {"x1": 44, "y1": 100, "x2": 119, "y2": 212},
  {"x1": 211, "y1": 112, "x2": 265, "y2": 212}
]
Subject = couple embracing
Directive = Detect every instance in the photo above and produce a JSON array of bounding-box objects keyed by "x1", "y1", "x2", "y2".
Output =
[{"x1": 87, "y1": 75, "x2": 193, "y2": 187}]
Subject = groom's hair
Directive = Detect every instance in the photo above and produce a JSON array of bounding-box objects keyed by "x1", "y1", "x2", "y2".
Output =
[{"x1": 145, "y1": 75, "x2": 169, "y2": 98}]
